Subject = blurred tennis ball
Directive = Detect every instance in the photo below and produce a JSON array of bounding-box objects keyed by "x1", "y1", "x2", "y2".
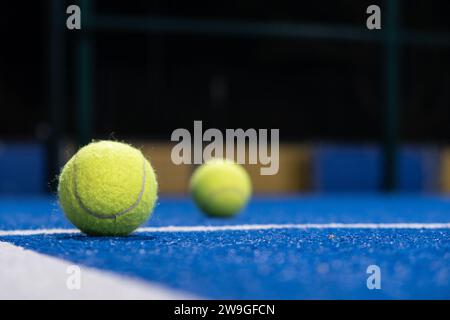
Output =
[
  {"x1": 58, "y1": 140, "x2": 158, "y2": 236},
  {"x1": 189, "y1": 159, "x2": 252, "y2": 217}
]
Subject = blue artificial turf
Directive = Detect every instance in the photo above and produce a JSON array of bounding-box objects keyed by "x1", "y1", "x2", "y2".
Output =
[
  {"x1": 1, "y1": 194, "x2": 450, "y2": 231},
  {"x1": 3, "y1": 229, "x2": 450, "y2": 299},
  {"x1": 1, "y1": 195, "x2": 450, "y2": 299}
]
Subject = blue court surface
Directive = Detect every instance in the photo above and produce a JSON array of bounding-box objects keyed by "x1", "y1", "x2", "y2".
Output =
[{"x1": 1, "y1": 195, "x2": 450, "y2": 299}]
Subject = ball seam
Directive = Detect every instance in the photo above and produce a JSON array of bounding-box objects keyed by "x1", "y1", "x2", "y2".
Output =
[
  {"x1": 199, "y1": 186, "x2": 248, "y2": 214},
  {"x1": 72, "y1": 154, "x2": 147, "y2": 220}
]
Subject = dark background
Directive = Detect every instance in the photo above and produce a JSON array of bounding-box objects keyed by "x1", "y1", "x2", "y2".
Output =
[{"x1": 1, "y1": 1, "x2": 449, "y2": 142}]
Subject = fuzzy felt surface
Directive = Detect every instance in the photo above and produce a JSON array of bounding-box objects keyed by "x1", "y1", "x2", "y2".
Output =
[
  {"x1": 190, "y1": 159, "x2": 251, "y2": 217},
  {"x1": 58, "y1": 141, "x2": 158, "y2": 236}
]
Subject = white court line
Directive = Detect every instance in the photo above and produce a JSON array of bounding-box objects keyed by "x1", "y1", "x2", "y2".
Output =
[
  {"x1": 0, "y1": 241, "x2": 196, "y2": 300},
  {"x1": 1, "y1": 222, "x2": 450, "y2": 237},
  {"x1": 139, "y1": 223, "x2": 450, "y2": 232},
  {"x1": 1, "y1": 223, "x2": 449, "y2": 299}
]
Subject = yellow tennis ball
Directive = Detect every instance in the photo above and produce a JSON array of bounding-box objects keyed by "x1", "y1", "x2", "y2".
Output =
[
  {"x1": 189, "y1": 159, "x2": 252, "y2": 217},
  {"x1": 58, "y1": 140, "x2": 158, "y2": 236}
]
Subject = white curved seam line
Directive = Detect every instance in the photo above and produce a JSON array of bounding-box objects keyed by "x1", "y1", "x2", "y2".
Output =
[{"x1": 73, "y1": 156, "x2": 147, "y2": 220}]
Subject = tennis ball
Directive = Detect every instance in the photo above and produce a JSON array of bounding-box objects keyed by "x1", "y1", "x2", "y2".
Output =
[
  {"x1": 58, "y1": 140, "x2": 158, "y2": 236},
  {"x1": 189, "y1": 159, "x2": 252, "y2": 217}
]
